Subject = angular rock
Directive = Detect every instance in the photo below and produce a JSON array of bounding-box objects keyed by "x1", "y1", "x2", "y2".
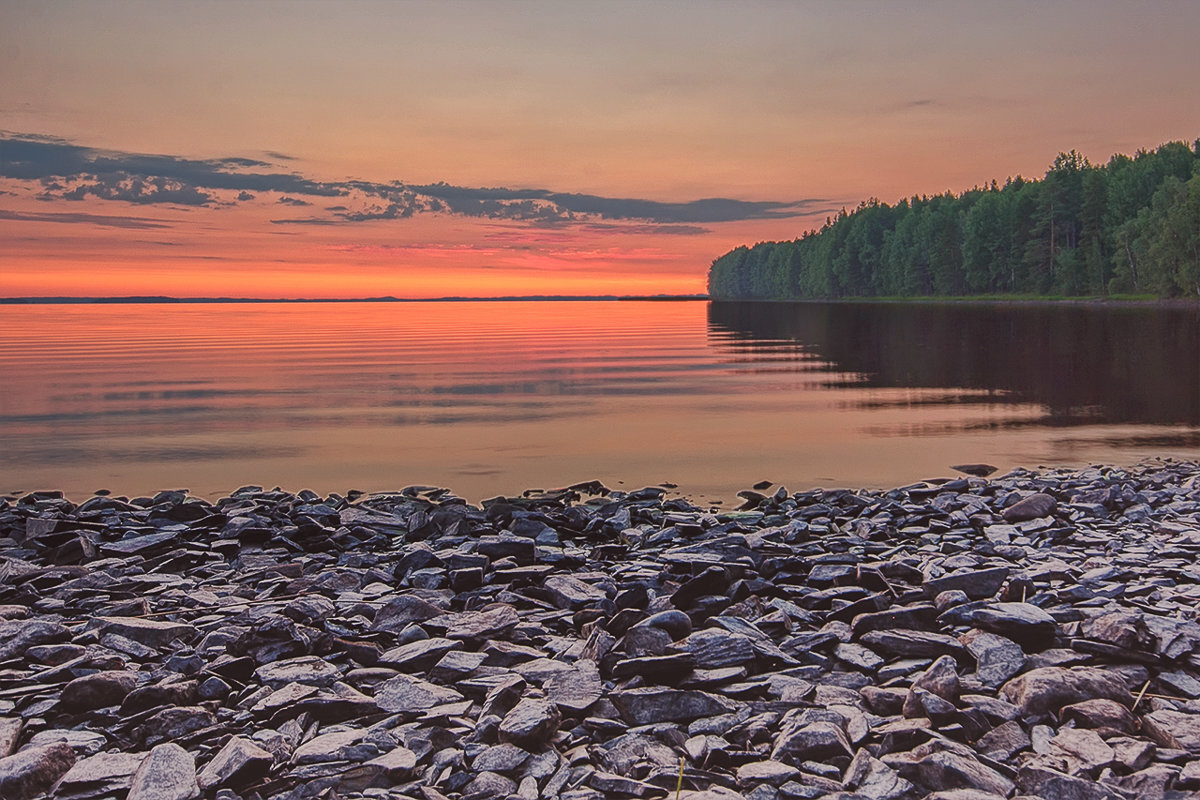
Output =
[
  {"x1": 610, "y1": 688, "x2": 738, "y2": 725},
  {"x1": 959, "y1": 629, "x2": 1025, "y2": 687},
  {"x1": 127, "y1": 743, "x2": 199, "y2": 800},
  {"x1": 196, "y1": 735, "x2": 273, "y2": 791},
  {"x1": 254, "y1": 655, "x2": 342, "y2": 688},
  {"x1": 59, "y1": 670, "x2": 138, "y2": 711},
  {"x1": 1000, "y1": 666, "x2": 1132, "y2": 716},
  {"x1": 373, "y1": 673, "x2": 465, "y2": 713},
  {"x1": 498, "y1": 698, "x2": 561, "y2": 748},
  {"x1": 1002, "y1": 492, "x2": 1057, "y2": 522},
  {"x1": 0, "y1": 743, "x2": 76, "y2": 800}
]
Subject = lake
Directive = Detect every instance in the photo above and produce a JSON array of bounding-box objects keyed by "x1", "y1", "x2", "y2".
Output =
[{"x1": 1, "y1": 300, "x2": 1197, "y2": 504}]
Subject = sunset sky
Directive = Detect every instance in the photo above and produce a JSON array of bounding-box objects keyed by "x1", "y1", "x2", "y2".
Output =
[{"x1": 2, "y1": 1, "x2": 1199, "y2": 298}]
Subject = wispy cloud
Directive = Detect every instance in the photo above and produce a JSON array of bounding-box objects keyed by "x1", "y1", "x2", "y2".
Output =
[
  {"x1": 0, "y1": 208, "x2": 173, "y2": 229},
  {"x1": 1, "y1": 131, "x2": 825, "y2": 228}
]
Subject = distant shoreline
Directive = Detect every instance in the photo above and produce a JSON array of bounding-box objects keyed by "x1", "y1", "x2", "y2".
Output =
[
  {"x1": 3, "y1": 294, "x2": 1197, "y2": 306},
  {"x1": 0, "y1": 294, "x2": 709, "y2": 305}
]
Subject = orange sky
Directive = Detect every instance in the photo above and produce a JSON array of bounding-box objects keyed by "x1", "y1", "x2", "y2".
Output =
[{"x1": 2, "y1": 1, "x2": 1200, "y2": 298}]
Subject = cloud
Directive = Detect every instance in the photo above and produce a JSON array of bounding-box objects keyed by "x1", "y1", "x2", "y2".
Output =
[
  {"x1": 2, "y1": 131, "x2": 824, "y2": 228},
  {"x1": 0, "y1": 208, "x2": 172, "y2": 229},
  {"x1": 1, "y1": 133, "x2": 344, "y2": 204}
]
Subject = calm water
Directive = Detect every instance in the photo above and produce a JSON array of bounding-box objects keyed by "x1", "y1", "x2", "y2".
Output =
[{"x1": 1, "y1": 300, "x2": 1198, "y2": 504}]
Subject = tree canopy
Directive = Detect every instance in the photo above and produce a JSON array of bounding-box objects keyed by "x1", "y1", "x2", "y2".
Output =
[{"x1": 708, "y1": 140, "x2": 1200, "y2": 300}]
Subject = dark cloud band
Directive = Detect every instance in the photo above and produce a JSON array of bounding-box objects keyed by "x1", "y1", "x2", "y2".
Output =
[{"x1": 0, "y1": 132, "x2": 826, "y2": 228}]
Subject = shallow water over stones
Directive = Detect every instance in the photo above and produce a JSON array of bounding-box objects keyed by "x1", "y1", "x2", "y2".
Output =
[{"x1": 0, "y1": 459, "x2": 1199, "y2": 799}]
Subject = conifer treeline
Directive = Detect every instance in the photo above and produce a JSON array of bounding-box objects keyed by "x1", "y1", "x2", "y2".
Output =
[{"x1": 708, "y1": 140, "x2": 1200, "y2": 299}]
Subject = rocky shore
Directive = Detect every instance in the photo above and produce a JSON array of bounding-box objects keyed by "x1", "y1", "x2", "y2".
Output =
[{"x1": 2, "y1": 460, "x2": 1199, "y2": 800}]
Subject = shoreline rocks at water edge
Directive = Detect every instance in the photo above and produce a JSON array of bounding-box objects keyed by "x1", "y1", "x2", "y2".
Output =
[{"x1": 2, "y1": 459, "x2": 1200, "y2": 799}]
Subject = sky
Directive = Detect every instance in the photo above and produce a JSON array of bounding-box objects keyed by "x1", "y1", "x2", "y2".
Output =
[{"x1": 2, "y1": 0, "x2": 1199, "y2": 299}]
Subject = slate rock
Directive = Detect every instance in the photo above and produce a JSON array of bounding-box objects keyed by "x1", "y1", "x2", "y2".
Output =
[
  {"x1": 959, "y1": 629, "x2": 1026, "y2": 687},
  {"x1": 254, "y1": 655, "x2": 342, "y2": 688},
  {"x1": 956, "y1": 602, "x2": 1058, "y2": 649},
  {"x1": 196, "y1": 735, "x2": 274, "y2": 791},
  {"x1": 0, "y1": 618, "x2": 70, "y2": 660},
  {"x1": 904, "y1": 751, "x2": 1014, "y2": 796},
  {"x1": 96, "y1": 616, "x2": 195, "y2": 648},
  {"x1": 1000, "y1": 666, "x2": 1133, "y2": 715},
  {"x1": 1002, "y1": 492, "x2": 1057, "y2": 522},
  {"x1": 369, "y1": 594, "x2": 443, "y2": 632},
  {"x1": 1060, "y1": 698, "x2": 1138, "y2": 734},
  {"x1": 1016, "y1": 764, "x2": 1124, "y2": 800},
  {"x1": 374, "y1": 673, "x2": 465, "y2": 713},
  {"x1": 498, "y1": 698, "x2": 561, "y2": 748},
  {"x1": 903, "y1": 655, "x2": 961, "y2": 718},
  {"x1": 127, "y1": 743, "x2": 199, "y2": 800},
  {"x1": 610, "y1": 688, "x2": 738, "y2": 725},
  {"x1": 543, "y1": 575, "x2": 609, "y2": 609},
  {"x1": 59, "y1": 670, "x2": 138, "y2": 711},
  {"x1": 1141, "y1": 708, "x2": 1200, "y2": 753},
  {"x1": 55, "y1": 752, "x2": 142, "y2": 798},
  {"x1": 923, "y1": 567, "x2": 1010, "y2": 600},
  {"x1": 0, "y1": 743, "x2": 76, "y2": 800}
]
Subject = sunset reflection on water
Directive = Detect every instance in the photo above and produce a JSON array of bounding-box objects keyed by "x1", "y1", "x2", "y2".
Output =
[{"x1": 1, "y1": 300, "x2": 1197, "y2": 503}]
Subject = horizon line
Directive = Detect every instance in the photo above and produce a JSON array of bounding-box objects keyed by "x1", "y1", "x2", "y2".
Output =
[{"x1": 0, "y1": 294, "x2": 711, "y2": 305}]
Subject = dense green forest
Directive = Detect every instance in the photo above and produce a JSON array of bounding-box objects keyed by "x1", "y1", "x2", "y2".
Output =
[{"x1": 708, "y1": 140, "x2": 1200, "y2": 299}]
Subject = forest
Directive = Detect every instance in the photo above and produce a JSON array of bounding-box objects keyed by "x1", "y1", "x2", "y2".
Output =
[{"x1": 708, "y1": 140, "x2": 1200, "y2": 299}]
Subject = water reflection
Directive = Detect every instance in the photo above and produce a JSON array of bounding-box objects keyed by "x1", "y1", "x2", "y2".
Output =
[
  {"x1": 708, "y1": 302, "x2": 1200, "y2": 430},
  {"x1": 1, "y1": 300, "x2": 1198, "y2": 501}
]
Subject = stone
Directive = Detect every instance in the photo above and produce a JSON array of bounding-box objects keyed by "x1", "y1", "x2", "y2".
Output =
[
  {"x1": 471, "y1": 743, "x2": 529, "y2": 773},
  {"x1": 1141, "y1": 708, "x2": 1200, "y2": 753},
  {"x1": 59, "y1": 670, "x2": 138, "y2": 711},
  {"x1": 1048, "y1": 728, "x2": 1115, "y2": 776},
  {"x1": 923, "y1": 567, "x2": 1010, "y2": 600},
  {"x1": 55, "y1": 752, "x2": 142, "y2": 797},
  {"x1": 543, "y1": 659, "x2": 603, "y2": 711},
  {"x1": 1016, "y1": 764, "x2": 1124, "y2": 800},
  {"x1": 959, "y1": 629, "x2": 1025, "y2": 687},
  {"x1": 1000, "y1": 666, "x2": 1133, "y2": 715},
  {"x1": 610, "y1": 688, "x2": 738, "y2": 725},
  {"x1": 438, "y1": 605, "x2": 520, "y2": 639},
  {"x1": 903, "y1": 655, "x2": 961, "y2": 718},
  {"x1": 378, "y1": 637, "x2": 463, "y2": 671},
  {"x1": 543, "y1": 575, "x2": 609, "y2": 609},
  {"x1": 737, "y1": 759, "x2": 801, "y2": 786},
  {"x1": 0, "y1": 618, "x2": 71, "y2": 660},
  {"x1": 498, "y1": 698, "x2": 561, "y2": 748},
  {"x1": 1002, "y1": 492, "x2": 1057, "y2": 522},
  {"x1": 955, "y1": 602, "x2": 1058, "y2": 649},
  {"x1": 96, "y1": 616, "x2": 195, "y2": 648},
  {"x1": 369, "y1": 594, "x2": 443, "y2": 632},
  {"x1": 196, "y1": 735, "x2": 273, "y2": 791},
  {"x1": 905, "y1": 751, "x2": 1014, "y2": 797},
  {"x1": 771, "y1": 714, "x2": 852, "y2": 763},
  {"x1": 950, "y1": 464, "x2": 997, "y2": 477},
  {"x1": 290, "y1": 728, "x2": 365, "y2": 764},
  {"x1": 254, "y1": 655, "x2": 342, "y2": 688},
  {"x1": 373, "y1": 673, "x2": 465, "y2": 713},
  {"x1": 127, "y1": 743, "x2": 199, "y2": 800},
  {"x1": 975, "y1": 719, "x2": 1030, "y2": 760},
  {"x1": 1060, "y1": 698, "x2": 1138, "y2": 733},
  {"x1": 861, "y1": 629, "x2": 967, "y2": 659},
  {"x1": 0, "y1": 743, "x2": 76, "y2": 800},
  {"x1": 842, "y1": 750, "x2": 912, "y2": 800}
]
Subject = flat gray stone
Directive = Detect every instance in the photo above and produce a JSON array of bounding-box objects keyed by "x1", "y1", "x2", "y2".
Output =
[
  {"x1": 0, "y1": 743, "x2": 76, "y2": 800},
  {"x1": 127, "y1": 743, "x2": 198, "y2": 800}
]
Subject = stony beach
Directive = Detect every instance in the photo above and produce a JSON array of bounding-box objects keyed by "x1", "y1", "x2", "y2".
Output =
[{"x1": 1, "y1": 460, "x2": 1199, "y2": 800}]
